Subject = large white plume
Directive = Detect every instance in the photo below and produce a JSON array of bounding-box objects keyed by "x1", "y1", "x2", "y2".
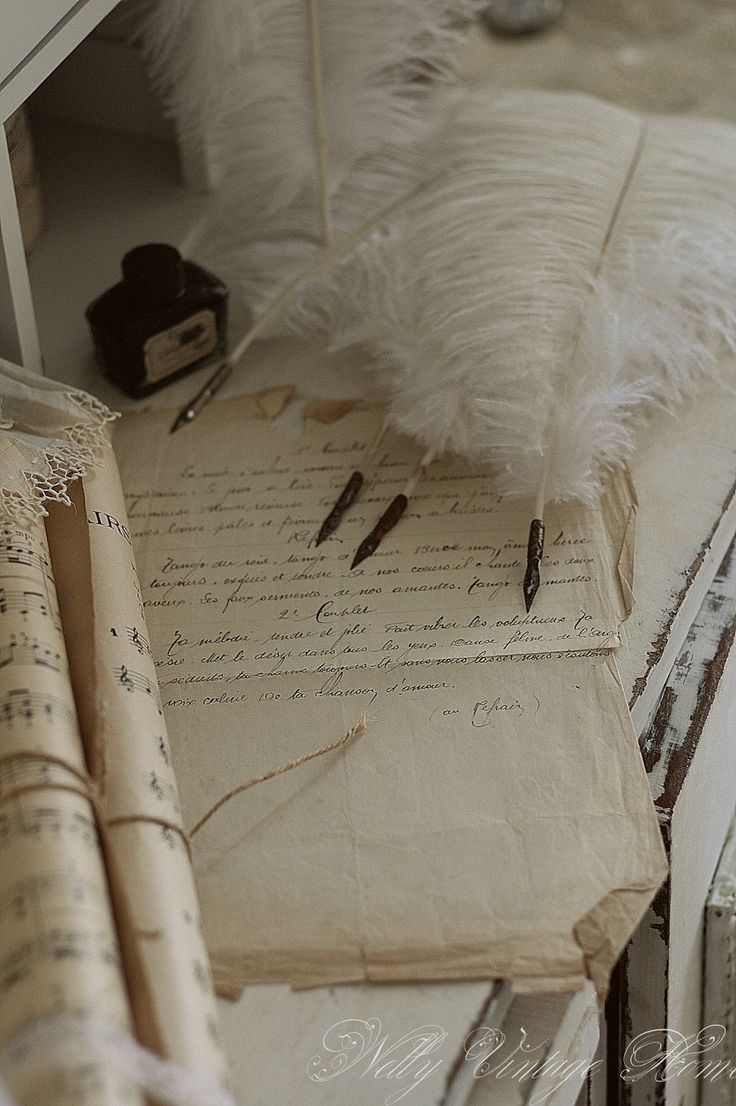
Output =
[{"x1": 291, "y1": 90, "x2": 736, "y2": 503}]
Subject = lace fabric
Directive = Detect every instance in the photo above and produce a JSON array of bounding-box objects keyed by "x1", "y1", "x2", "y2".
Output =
[
  {"x1": 0, "y1": 361, "x2": 118, "y2": 522},
  {"x1": 0, "y1": 1015, "x2": 237, "y2": 1106}
]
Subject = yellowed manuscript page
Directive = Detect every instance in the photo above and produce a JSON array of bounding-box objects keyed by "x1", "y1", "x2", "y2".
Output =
[{"x1": 113, "y1": 395, "x2": 664, "y2": 997}]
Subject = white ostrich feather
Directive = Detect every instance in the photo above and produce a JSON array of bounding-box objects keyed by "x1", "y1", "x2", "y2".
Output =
[
  {"x1": 291, "y1": 89, "x2": 736, "y2": 504},
  {"x1": 138, "y1": 0, "x2": 483, "y2": 228}
]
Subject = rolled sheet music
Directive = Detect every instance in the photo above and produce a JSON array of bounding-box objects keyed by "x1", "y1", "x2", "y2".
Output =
[
  {"x1": 0, "y1": 519, "x2": 142, "y2": 1106},
  {"x1": 45, "y1": 442, "x2": 228, "y2": 1086},
  {"x1": 0, "y1": 431, "x2": 227, "y2": 1100}
]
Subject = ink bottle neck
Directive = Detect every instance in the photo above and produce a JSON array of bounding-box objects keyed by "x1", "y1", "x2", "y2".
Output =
[{"x1": 122, "y1": 243, "x2": 186, "y2": 306}]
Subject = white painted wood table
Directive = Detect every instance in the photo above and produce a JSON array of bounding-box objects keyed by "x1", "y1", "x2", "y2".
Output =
[
  {"x1": 607, "y1": 541, "x2": 736, "y2": 1106},
  {"x1": 702, "y1": 812, "x2": 736, "y2": 1106},
  {"x1": 204, "y1": 358, "x2": 736, "y2": 1106},
  {"x1": 3, "y1": 6, "x2": 736, "y2": 1105}
]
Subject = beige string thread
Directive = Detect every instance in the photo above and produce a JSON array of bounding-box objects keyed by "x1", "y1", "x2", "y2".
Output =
[
  {"x1": 0, "y1": 748, "x2": 90, "y2": 784},
  {"x1": 0, "y1": 750, "x2": 192, "y2": 858},
  {"x1": 189, "y1": 715, "x2": 367, "y2": 838},
  {"x1": 0, "y1": 780, "x2": 92, "y2": 808},
  {"x1": 1, "y1": 718, "x2": 368, "y2": 858},
  {"x1": 105, "y1": 814, "x2": 193, "y2": 856}
]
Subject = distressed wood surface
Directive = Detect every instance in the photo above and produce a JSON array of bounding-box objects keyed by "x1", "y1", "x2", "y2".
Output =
[
  {"x1": 621, "y1": 389, "x2": 736, "y2": 737},
  {"x1": 217, "y1": 978, "x2": 512, "y2": 1106},
  {"x1": 608, "y1": 540, "x2": 736, "y2": 1106},
  {"x1": 640, "y1": 539, "x2": 736, "y2": 812},
  {"x1": 216, "y1": 976, "x2": 601, "y2": 1106},
  {"x1": 702, "y1": 812, "x2": 736, "y2": 1106},
  {"x1": 464, "y1": 986, "x2": 599, "y2": 1106}
]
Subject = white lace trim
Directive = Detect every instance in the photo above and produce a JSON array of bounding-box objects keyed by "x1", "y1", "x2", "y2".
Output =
[
  {"x1": 0, "y1": 372, "x2": 119, "y2": 524},
  {"x1": 0, "y1": 1014, "x2": 236, "y2": 1106}
]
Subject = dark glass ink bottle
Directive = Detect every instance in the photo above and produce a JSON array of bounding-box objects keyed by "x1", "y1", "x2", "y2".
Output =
[{"x1": 86, "y1": 243, "x2": 228, "y2": 398}]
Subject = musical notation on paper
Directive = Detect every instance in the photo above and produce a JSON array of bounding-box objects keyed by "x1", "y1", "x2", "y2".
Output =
[
  {"x1": 0, "y1": 688, "x2": 73, "y2": 726},
  {"x1": 158, "y1": 823, "x2": 189, "y2": 854},
  {"x1": 0, "y1": 519, "x2": 140, "y2": 1106},
  {"x1": 155, "y1": 733, "x2": 170, "y2": 766},
  {"x1": 0, "y1": 758, "x2": 98, "y2": 852},
  {"x1": 0, "y1": 586, "x2": 60, "y2": 629},
  {"x1": 0, "y1": 805, "x2": 98, "y2": 849},
  {"x1": 126, "y1": 625, "x2": 151, "y2": 658},
  {"x1": 110, "y1": 624, "x2": 152, "y2": 659},
  {"x1": 114, "y1": 665, "x2": 162, "y2": 713},
  {"x1": 0, "y1": 532, "x2": 53, "y2": 578},
  {"x1": 0, "y1": 871, "x2": 120, "y2": 978},
  {"x1": 0, "y1": 632, "x2": 66, "y2": 675},
  {"x1": 147, "y1": 770, "x2": 180, "y2": 813}
]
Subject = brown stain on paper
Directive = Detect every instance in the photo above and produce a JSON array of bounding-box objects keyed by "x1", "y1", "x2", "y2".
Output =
[
  {"x1": 574, "y1": 883, "x2": 667, "y2": 1000},
  {"x1": 303, "y1": 398, "x2": 362, "y2": 424}
]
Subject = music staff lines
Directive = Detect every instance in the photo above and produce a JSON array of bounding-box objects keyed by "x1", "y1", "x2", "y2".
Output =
[
  {"x1": 0, "y1": 871, "x2": 107, "y2": 928},
  {"x1": 0, "y1": 537, "x2": 53, "y2": 579},
  {"x1": 0, "y1": 688, "x2": 73, "y2": 726},
  {"x1": 0, "y1": 586, "x2": 61, "y2": 630},
  {"x1": 0, "y1": 757, "x2": 80, "y2": 791},
  {"x1": 127, "y1": 624, "x2": 151, "y2": 657},
  {"x1": 147, "y1": 770, "x2": 179, "y2": 811},
  {"x1": 0, "y1": 633, "x2": 66, "y2": 676},
  {"x1": 0, "y1": 806, "x2": 98, "y2": 848},
  {"x1": 0, "y1": 933, "x2": 120, "y2": 993},
  {"x1": 0, "y1": 869, "x2": 120, "y2": 990},
  {"x1": 110, "y1": 624, "x2": 152, "y2": 659},
  {"x1": 115, "y1": 665, "x2": 162, "y2": 713}
]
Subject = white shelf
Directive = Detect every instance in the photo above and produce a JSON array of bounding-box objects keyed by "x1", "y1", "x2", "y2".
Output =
[
  {"x1": 0, "y1": 1, "x2": 136, "y2": 369},
  {"x1": 24, "y1": 116, "x2": 370, "y2": 415},
  {"x1": 27, "y1": 118, "x2": 209, "y2": 400},
  {"x1": 0, "y1": 0, "x2": 123, "y2": 122}
]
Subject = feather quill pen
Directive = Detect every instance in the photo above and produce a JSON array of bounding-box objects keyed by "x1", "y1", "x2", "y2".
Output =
[
  {"x1": 137, "y1": 2, "x2": 736, "y2": 603},
  {"x1": 138, "y1": 0, "x2": 483, "y2": 242},
  {"x1": 290, "y1": 90, "x2": 736, "y2": 600},
  {"x1": 139, "y1": 0, "x2": 485, "y2": 497}
]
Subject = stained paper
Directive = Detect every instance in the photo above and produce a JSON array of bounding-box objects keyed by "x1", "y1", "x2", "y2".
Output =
[{"x1": 112, "y1": 394, "x2": 665, "y2": 998}]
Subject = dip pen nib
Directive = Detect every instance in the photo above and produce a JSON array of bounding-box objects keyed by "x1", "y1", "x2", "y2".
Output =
[
  {"x1": 315, "y1": 471, "x2": 364, "y2": 545},
  {"x1": 349, "y1": 446, "x2": 435, "y2": 569},
  {"x1": 523, "y1": 457, "x2": 550, "y2": 611},
  {"x1": 314, "y1": 421, "x2": 388, "y2": 546},
  {"x1": 522, "y1": 517, "x2": 545, "y2": 612},
  {"x1": 350, "y1": 495, "x2": 408, "y2": 568}
]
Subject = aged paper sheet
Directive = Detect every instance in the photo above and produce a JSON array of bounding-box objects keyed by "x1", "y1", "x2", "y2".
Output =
[
  {"x1": 118, "y1": 397, "x2": 634, "y2": 684},
  {"x1": 175, "y1": 651, "x2": 664, "y2": 997},
  {"x1": 45, "y1": 444, "x2": 228, "y2": 1088},
  {"x1": 0, "y1": 519, "x2": 141, "y2": 1106},
  {"x1": 113, "y1": 394, "x2": 664, "y2": 997}
]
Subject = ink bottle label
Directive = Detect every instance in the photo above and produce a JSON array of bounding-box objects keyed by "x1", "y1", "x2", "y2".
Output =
[{"x1": 143, "y1": 309, "x2": 218, "y2": 383}]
